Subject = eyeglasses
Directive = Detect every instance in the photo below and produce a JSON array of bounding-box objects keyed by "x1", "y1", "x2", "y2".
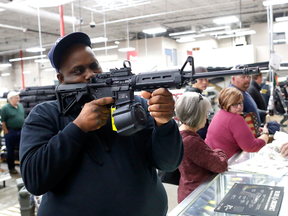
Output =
[
  {"x1": 231, "y1": 101, "x2": 243, "y2": 108},
  {"x1": 198, "y1": 94, "x2": 203, "y2": 103}
]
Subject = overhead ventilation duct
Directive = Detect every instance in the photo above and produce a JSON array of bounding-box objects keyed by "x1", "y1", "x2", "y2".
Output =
[{"x1": 0, "y1": 2, "x2": 80, "y2": 25}]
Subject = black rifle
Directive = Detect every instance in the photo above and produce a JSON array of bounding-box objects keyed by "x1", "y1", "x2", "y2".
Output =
[{"x1": 55, "y1": 56, "x2": 260, "y2": 136}]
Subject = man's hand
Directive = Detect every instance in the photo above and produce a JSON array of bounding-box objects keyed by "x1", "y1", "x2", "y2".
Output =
[
  {"x1": 280, "y1": 142, "x2": 288, "y2": 158},
  {"x1": 141, "y1": 88, "x2": 174, "y2": 126},
  {"x1": 1, "y1": 122, "x2": 9, "y2": 134},
  {"x1": 73, "y1": 97, "x2": 115, "y2": 133}
]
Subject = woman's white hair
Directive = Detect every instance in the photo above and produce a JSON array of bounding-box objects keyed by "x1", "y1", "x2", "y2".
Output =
[{"x1": 175, "y1": 92, "x2": 211, "y2": 128}]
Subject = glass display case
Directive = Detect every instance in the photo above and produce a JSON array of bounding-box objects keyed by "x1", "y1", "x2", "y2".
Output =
[{"x1": 168, "y1": 151, "x2": 288, "y2": 216}]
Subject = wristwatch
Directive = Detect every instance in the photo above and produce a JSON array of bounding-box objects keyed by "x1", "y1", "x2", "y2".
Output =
[{"x1": 261, "y1": 130, "x2": 269, "y2": 135}]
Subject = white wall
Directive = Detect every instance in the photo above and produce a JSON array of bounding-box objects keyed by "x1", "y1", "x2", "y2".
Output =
[{"x1": 251, "y1": 21, "x2": 288, "y2": 62}]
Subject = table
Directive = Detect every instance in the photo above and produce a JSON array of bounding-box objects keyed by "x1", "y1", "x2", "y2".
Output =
[{"x1": 168, "y1": 151, "x2": 288, "y2": 216}]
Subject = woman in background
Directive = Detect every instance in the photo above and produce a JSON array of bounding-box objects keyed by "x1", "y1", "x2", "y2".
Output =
[
  {"x1": 206, "y1": 87, "x2": 269, "y2": 159},
  {"x1": 176, "y1": 92, "x2": 228, "y2": 203}
]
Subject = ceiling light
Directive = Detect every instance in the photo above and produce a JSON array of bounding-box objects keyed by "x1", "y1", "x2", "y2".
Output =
[
  {"x1": 1, "y1": 73, "x2": 10, "y2": 77},
  {"x1": 90, "y1": 37, "x2": 108, "y2": 43},
  {"x1": 26, "y1": 0, "x2": 76, "y2": 8},
  {"x1": 276, "y1": 16, "x2": 288, "y2": 22},
  {"x1": 0, "y1": 63, "x2": 12, "y2": 68},
  {"x1": 34, "y1": 59, "x2": 50, "y2": 63},
  {"x1": 263, "y1": 0, "x2": 288, "y2": 6},
  {"x1": 213, "y1": 16, "x2": 239, "y2": 24},
  {"x1": 169, "y1": 30, "x2": 196, "y2": 36},
  {"x1": 23, "y1": 71, "x2": 31, "y2": 74},
  {"x1": 217, "y1": 35, "x2": 238, "y2": 39},
  {"x1": 235, "y1": 30, "x2": 256, "y2": 36},
  {"x1": 0, "y1": 24, "x2": 27, "y2": 32},
  {"x1": 118, "y1": 47, "x2": 136, "y2": 52},
  {"x1": 216, "y1": 30, "x2": 256, "y2": 39},
  {"x1": 176, "y1": 38, "x2": 196, "y2": 43},
  {"x1": 210, "y1": 28, "x2": 250, "y2": 36},
  {"x1": 143, "y1": 27, "x2": 167, "y2": 34},
  {"x1": 190, "y1": 34, "x2": 206, "y2": 38},
  {"x1": 115, "y1": 41, "x2": 120, "y2": 45},
  {"x1": 93, "y1": 1, "x2": 152, "y2": 12},
  {"x1": 0, "y1": 8, "x2": 5, "y2": 12},
  {"x1": 9, "y1": 55, "x2": 46, "y2": 62},
  {"x1": 26, "y1": 47, "x2": 46, "y2": 52},
  {"x1": 92, "y1": 46, "x2": 118, "y2": 51},
  {"x1": 201, "y1": 26, "x2": 230, "y2": 32}
]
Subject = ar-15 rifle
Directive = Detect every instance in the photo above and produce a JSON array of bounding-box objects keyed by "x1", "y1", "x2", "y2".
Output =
[{"x1": 56, "y1": 56, "x2": 260, "y2": 136}]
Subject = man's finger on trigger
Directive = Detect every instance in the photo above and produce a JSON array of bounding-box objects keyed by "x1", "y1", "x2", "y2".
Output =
[
  {"x1": 90, "y1": 97, "x2": 115, "y2": 106},
  {"x1": 141, "y1": 91, "x2": 152, "y2": 99},
  {"x1": 152, "y1": 88, "x2": 171, "y2": 96},
  {"x1": 148, "y1": 104, "x2": 172, "y2": 112}
]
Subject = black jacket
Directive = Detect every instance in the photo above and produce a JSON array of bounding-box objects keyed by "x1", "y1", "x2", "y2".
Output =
[
  {"x1": 20, "y1": 96, "x2": 183, "y2": 216},
  {"x1": 247, "y1": 80, "x2": 267, "y2": 123}
]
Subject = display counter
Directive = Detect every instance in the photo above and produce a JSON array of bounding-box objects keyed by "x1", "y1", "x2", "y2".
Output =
[{"x1": 168, "y1": 150, "x2": 288, "y2": 216}]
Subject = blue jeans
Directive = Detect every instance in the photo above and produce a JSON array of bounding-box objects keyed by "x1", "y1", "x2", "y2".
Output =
[{"x1": 4, "y1": 129, "x2": 21, "y2": 170}]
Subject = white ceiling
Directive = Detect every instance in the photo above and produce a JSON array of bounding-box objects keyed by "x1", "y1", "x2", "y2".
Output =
[{"x1": 0, "y1": 0, "x2": 288, "y2": 59}]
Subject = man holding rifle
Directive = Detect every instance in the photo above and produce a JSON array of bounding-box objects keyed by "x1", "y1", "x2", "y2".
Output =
[{"x1": 20, "y1": 32, "x2": 183, "y2": 216}]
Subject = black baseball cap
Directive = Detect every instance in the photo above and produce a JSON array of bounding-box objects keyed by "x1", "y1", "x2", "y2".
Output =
[{"x1": 48, "y1": 32, "x2": 91, "y2": 73}]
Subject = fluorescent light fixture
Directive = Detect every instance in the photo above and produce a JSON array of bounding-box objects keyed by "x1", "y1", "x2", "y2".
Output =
[
  {"x1": 217, "y1": 35, "x2": 237, "y2": 39},
  {"x1": 118, "y1": 47, "x2": 136, "y2": 52},
  {"x1": 216, "y1": 30, "x2": 256, "y2": 39},
  {"x1": 0, "y1": 24, "x2": 27, "y2": 32},
  {"x1": 201, "y1": 26, "x2": 230, "y2": 32},
  {"x1": 92, "y1": 46, "x2": 118, "y2": 51},
  {"x1": 90, "y1": 37, "x2": 108, "y2": 43},
  {"x1": 115, "y1": 41, "x2": 120, "y2": 44},
  {"x1": 26, "y1": 47, "x2": 46, "y2": 52},
  {"x1": 93, "y1": 1, "x2": 152, "y2": 12},
  {"x1": 210, "y1": 28, "x2": 250, "y2": 36},
  {"x1": 34, "y1": 59, "x2": 50, "y2": 63},
  {"x1": 213, "y1": 16, "x2": 239, "y2": 24},
  {"x1": 9, "y1": 55, "x2": 46, "y2": 62},
  {"x1": 0, "y1": 8, "x2": 5, "y2": 12},
  {"x1": 0, "y1": 63, "x2": 12, "y2": 68},
  {"x1": 176, "y1": 38, "x2": 196, "y2": 43},
  {"x1": 276, "y1": 16, "x2": 288, "y2": 22},
  {"x1": 263, "y1": 0, "x2": 288, "y2": 6},
  {"x1": 190, "y1": 34, "x2": 206, "y2": 38},
  {"x1": 169, "y1": 30, "x2": 196, "y2": 36},
  {"x1": 27, "y1": 0, "x2": 75, "y2": 8},
  {"x1": 1, "y1": 73, "x2": 10, "y2": 77},
  {"x1": 143, "y1": 27, "x2": 166, "y2": 34},
  {"x1": 236, "y1": 30, "x2": 256, "y2": 36},
  {"x1": 44, "y1": 68, "x2": 56, "y2": 72},
  {"x1": 23, "y1": 71, "x2": 31, "y2": 74}
]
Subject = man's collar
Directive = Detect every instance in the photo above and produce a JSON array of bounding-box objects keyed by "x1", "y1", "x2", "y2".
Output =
[
  {"x1": 251, "y1": 79, "x2": 261, "y2": 91},
  {"x1": 185, "y1": 86, "x2": 202, "y2": 93},
  {"x1": 8, "y1": 102, "x2": 18, "y2": 108},
  {"x1": 229, "y1": 84, "x2": 245, "y2": 93}
]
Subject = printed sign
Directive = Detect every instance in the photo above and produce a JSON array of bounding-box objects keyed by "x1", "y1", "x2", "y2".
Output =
[{"x1": 215, "y1": 183, "x2": 284, "y2": 216}]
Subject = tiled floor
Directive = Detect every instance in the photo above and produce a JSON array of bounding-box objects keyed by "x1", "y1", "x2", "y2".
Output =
[
  {"x1": 163, "y1": 183, "x2": 179, "y2": 213},
  {"x1": 0, "y1": 163, "x2": 21, "y2": 215},
  {"x1": 0, "y1": 162, "x2": 179, "y2": 215}
]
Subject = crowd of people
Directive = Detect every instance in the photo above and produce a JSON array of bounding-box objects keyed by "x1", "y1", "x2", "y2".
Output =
[{"x1": 1, "y1": 31, "x2": 288, "y2": 215}]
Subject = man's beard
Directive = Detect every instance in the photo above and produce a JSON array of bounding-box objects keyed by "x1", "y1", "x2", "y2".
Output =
[{"x1": 243, "y1": 82, "x2": 250, "y2": 89}]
